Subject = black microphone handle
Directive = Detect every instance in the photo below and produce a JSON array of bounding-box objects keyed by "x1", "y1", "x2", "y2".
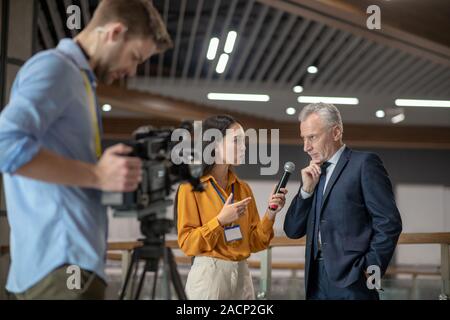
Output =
[
  {"x1": 274, "y1": 171, "x2": 291, "y2": 194},
  {"x1": 269, "y1": 171, "x2": 290, "y2": 210},
  {"x1": 269, "y1": 170, "x2": 292, "y2": 211}
]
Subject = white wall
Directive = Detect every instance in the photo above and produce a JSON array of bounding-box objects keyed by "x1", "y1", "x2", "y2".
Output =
[{"x1": 396, "y1": 184, "x2": 450, "y2": 265}]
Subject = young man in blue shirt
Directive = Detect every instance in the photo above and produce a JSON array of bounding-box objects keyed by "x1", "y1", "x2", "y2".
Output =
[{"x1": 0, "y1": 0, "x2": 172, "y2": 299}]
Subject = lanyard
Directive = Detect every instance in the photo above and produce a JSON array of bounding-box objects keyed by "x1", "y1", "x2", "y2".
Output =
[
  {"x1": 210, "y1": 180, "x2": 234, "y2": 204},
  {"x1": 80, "y1": 71, "x2": 102, "y2": 159}
]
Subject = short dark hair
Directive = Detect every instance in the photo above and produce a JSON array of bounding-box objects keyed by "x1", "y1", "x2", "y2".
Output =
[{"x1": 89, "y1": 0, "x2": 173, "y2": 52}]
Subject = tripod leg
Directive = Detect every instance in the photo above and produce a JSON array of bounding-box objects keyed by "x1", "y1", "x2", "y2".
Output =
[
  {"x1": 166, "y1": 248, "x2": 188, "y2": 300},
  {"x1": 134, "y1": 260, "x2": 147, "y2": 300},
  {"x1": 151, "y1": 259, "x2": 160, "y2": 300},
  {"x1": 162, "y1": 247, "x2": 172, "y2": 299},
  {"x1": 119, "y1": 249, "x2": 138, "y2": 300}
]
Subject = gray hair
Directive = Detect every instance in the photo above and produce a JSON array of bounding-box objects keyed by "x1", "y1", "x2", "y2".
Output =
[{"x1": 298, "y1": 102, "x2": 343, "y2": 132}]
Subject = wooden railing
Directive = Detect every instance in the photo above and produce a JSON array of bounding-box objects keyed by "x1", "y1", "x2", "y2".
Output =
[
  {"x1": 258, "y1": 233, "x2": 450, "y2": 300},
  {"x1": 105, "y1": 232, "x2": 450, "y2": 300}
]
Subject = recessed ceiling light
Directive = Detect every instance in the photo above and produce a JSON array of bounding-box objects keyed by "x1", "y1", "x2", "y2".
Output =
[
  {"x1": 286, "y1": 107, "x2": 296, "y2": 115},
  {"x1": 375, "y1": 110, "x2": 385, "y2": 118},
  {"x1": 215, "y1": 53, "x2": 229, "y2": 74},
  {"x1": 307, "y1": 66, "x2": 318, "y2": 74},
  {"x1": 224, "y1": 31, "x2": 237, "y2": 54},
  {"x1": 395, "y1": 99, "x2": 450, "y2": 108},
  {"x1": 293, "y1": 85, "x2": 303, "y2": 93},
  {"x1": 206, "y1": 37, "x2": 220, "y2": 60},
  {"x1": 207, "y1": 93, "x2": 270, "y2": 102},
  {"x1": 102, "y1": 104, "x2": 112, "y2": 112},
  {"x1": 391, "y1": 113, "x2": 405, "y2": 124},
  {"x1": 297, "y1": 96, "x2": 359, "y2": 105}
]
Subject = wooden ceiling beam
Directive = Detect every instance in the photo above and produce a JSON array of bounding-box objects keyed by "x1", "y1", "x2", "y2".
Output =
[{"x1": 102, "y1": 116, "x2": 450, "y2": 150}]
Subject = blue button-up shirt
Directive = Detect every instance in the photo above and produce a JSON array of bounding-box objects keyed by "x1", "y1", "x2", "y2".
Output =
[{"x1": 0, "y1": 39, "x2": 107, "y2": 293}]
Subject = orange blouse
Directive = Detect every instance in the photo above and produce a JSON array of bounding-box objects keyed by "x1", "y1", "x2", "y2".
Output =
[{"x1": 177, "y1": 170, "x2": 274, "y2": 261}]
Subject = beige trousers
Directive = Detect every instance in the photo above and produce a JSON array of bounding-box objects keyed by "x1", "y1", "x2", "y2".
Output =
[{"x1": 185, "y1": 256, "x2": 255, "y2": 300}]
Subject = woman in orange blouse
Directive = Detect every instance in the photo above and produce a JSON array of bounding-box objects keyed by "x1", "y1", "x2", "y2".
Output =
[{"x1": 177, "y1": 115, "x2": 288, "y2": 300}]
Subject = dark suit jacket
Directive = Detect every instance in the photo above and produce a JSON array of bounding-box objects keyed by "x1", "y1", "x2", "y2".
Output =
[{"x1": 283, "y1": 147, "x2": 402, "y2": 292}]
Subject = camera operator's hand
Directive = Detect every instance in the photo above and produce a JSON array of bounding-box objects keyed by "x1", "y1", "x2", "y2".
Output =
[
  {"x1": 95, "y1": 144, "x2": 143, "y2": 192},
  {"x1": 217, "y1": 194, "x2": 252, "y2": 226}
]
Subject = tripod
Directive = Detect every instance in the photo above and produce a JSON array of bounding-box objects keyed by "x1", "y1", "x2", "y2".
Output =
[{"x1": 119, "y1": 230, "x2": 187, "y2": 300}]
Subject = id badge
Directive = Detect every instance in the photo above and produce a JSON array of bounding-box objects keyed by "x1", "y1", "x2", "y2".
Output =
[{"x1": 224, "y1": 225, "x2": 242, "y2": 242}]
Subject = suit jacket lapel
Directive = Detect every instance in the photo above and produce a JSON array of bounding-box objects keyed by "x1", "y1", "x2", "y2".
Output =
[{"x1": 321, "y1": 147, "x2": 352, "y2": 209}]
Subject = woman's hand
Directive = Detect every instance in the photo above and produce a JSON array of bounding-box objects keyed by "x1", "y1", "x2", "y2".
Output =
[
  {"x1": 217, "y1": 194, "x2": 252, "y2": 226},
  {"x1": 267, "y1": 187, "x2": 288, "y2": 219}
]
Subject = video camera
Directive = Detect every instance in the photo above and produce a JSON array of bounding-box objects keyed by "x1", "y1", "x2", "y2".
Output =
[
  {"x1": 105, "y1": 123, "x2": 204, "y2": 300},
  {"x1": 101, "y1": 123, "x2": 204, "y2": 239}
]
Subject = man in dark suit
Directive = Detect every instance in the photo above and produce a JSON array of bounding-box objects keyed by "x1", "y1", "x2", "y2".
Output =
[{"x1": 284, "y1": 102, "x2": 402, "y2": 300}]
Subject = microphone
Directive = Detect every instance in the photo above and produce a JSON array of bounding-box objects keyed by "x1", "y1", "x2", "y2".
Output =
[{"x1": 269, "y1": 162, "x2": 296, "y2": 210}]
